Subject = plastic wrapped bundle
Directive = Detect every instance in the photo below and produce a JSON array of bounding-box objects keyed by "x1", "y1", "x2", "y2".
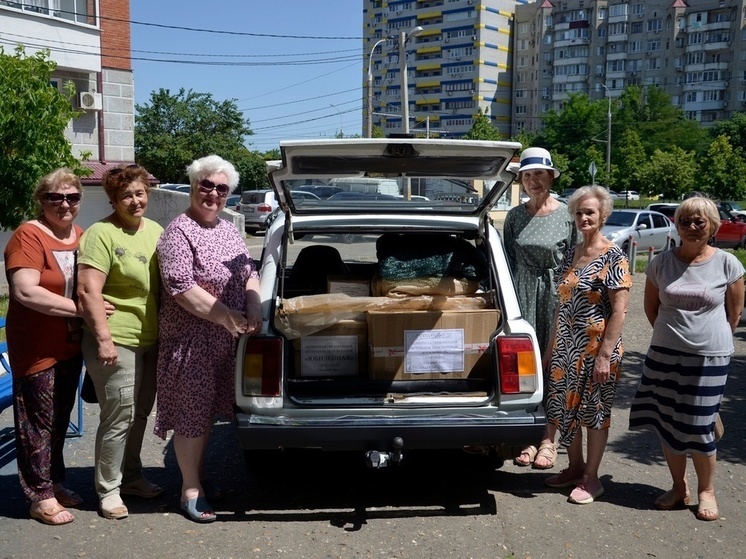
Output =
[{"x1": 376, "y1": 233, "x2": 489, "y2": 282}]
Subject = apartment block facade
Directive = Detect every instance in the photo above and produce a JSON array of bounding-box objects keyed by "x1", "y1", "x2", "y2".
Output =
[
  {"x1": 0, "y1": 0, "x2": 135, "y2": 182},
  {"x1": 513, "y1": 0, "x2": 746, "y2": 136},
  {"x1": 363, "y1": 0, "x2": 529, "y2": 138}
]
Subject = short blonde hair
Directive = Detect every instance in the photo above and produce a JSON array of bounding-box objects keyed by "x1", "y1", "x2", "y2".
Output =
[
  {"x1": 33, "y1": 168, "x2": 83, "y2": 218},
  {"x1": 674, "y1": 196, "x2": 721, "y2": 238}
]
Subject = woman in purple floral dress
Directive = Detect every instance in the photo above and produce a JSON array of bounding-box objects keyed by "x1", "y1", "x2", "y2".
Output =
[{"x1": 155, "y1": 155, "x2": 261, "y2": 523}]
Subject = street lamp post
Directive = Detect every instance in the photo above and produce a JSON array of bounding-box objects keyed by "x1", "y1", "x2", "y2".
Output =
[
  {"x1": 600, "y1": 83, "x2": 612, "y2": 189},
  {"x1": 399, "y1": 26, "x2": 423, "y2": 135},
  {"x1": 366, "y1": 38, "x2": 386, "y2": 138}
]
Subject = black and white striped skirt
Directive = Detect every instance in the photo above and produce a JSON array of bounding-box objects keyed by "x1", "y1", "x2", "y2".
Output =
[{"x1": 628, "y1": 345, "x2": 729, "y2": 456}]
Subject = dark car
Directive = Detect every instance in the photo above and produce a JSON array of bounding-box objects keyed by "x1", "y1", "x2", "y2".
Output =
[
  {"x1": 326, "y1": 191, "x2": 398, "y2": 201},
  {"x1": 296, "y1": 185, "x2": 343, "y2": 199}
]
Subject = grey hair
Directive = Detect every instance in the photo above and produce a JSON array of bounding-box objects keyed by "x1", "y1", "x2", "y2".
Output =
[
  {"x1": 567, "y1": 185, "x2": 614, "y2": 222},
  {"x1": 186, "y1": 155, "x2": 240, "y2": 192}
]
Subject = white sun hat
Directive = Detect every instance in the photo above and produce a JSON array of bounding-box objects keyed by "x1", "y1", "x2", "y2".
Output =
[{"x1": 518, "y1": 147, "x2": 560, "y2": 178}]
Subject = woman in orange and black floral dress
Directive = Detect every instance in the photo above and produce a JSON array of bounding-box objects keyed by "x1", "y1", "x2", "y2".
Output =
[{"x1": 543, "y1": 186, "x2": 631, "y2": 505}]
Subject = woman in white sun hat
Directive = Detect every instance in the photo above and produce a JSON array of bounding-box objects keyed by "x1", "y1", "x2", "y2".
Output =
[{"x1": 504, "y1": 147, "x2": 577, "y2": 469}]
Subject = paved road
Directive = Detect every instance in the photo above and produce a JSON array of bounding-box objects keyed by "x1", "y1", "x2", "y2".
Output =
[{"x1": 1, "y1": 250, "x2": 745, "y2": 559}]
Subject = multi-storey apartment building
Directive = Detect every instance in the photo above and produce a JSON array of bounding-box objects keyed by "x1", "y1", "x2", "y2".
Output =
[
  {"x1": 513, "y1": 0, "x2": 746, "y2": 136},
  {"x1": 0, "y1": 0, "x2": 135, "y2": 183},
  {"x1": 363, "y1": 0, "x2": 529, "y2": 138}
]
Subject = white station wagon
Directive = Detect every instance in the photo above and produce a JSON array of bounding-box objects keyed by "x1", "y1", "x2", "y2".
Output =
[{"x1": 234, "y1": 138, "x2": 545, "y2": 469}]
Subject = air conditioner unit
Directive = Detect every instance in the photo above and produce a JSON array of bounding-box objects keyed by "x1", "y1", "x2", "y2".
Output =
[
  {"x1": 447, "y1": 91, "x2": 453, "y2": 96},
  {"x1": 79, "y1": 91, "x2": 102, "y2": 111},
  {"x1": 444, "y1": 37, "x2": 449, "y2": 43},
  {"x1": 630, "y1": 71, "x2": 637, "y2": 76},
  {"x1": 723, "y1": 101, "x2": 729, "y2": 107},
  {"x1": 542, "y1": 95, "x2": 550, "y2": 99}
]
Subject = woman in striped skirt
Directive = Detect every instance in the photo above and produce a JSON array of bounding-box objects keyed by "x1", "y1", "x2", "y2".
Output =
[{"x1": 629, "y1": 196, "x2": 744, "y2": 521}]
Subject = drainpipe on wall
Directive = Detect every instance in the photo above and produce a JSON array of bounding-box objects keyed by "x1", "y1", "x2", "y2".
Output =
[{"x1": 97, "y1": 71, "x2": 105, "y2": 164}]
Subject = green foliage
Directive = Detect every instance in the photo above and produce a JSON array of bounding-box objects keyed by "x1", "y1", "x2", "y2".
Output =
[
  {"x1": 711, "y1": 112, "x2": 746, "y2": 154},
  {"x1": 134, "y1": 88, "x2": 253, "y2": 185},
  {"x1": 637, "y1": 147, "x2": 697, "y2": 200},
  {"x1": 0, "y1": 46, "x2": 88, "y2": 229},
  {"x1": 700, "y1": 135, "x2": 746, "y2": 201},
  {"x1": 233, "y1": 149, "x2": 270, "y2": 191},
  {"x1": 617, "y1": 129, "x2": 647, "y2": 194},
  {"x1": 261, "y1": 148, "x2": 281, "y2": 160},
  {"x1": 371, "y1": 125, "x2": 386, "y2": 138},
  {"x1": 462, "y1": 108, "x2": 502, "y2": 141}
]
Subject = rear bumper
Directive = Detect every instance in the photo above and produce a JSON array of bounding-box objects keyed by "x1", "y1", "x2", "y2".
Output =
[{"x1": 235, "y1": 410, "x2": 546, "y2": 452}]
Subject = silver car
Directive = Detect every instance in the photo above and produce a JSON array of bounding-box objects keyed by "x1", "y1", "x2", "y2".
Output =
[
  {"x1": 603, "y1": 209, "x2": 679, "y2": 254},
  {"x1": 238, "y1": 189, "x2": 278, "y2": 232},
  {"x1": 234, "y1": 138, "x2": 546, "y2": 469}
]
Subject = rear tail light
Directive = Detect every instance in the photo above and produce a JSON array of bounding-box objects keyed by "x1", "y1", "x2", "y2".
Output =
[
  {"x1": 497, "y1": 336, "x2": 538, "y2": 394},
  {"x1": 242, "y1": 336, "x2": 282, "y2": 397},
  {"x1": 257, "y1": 203, "x2": 272, "y2": 214}
]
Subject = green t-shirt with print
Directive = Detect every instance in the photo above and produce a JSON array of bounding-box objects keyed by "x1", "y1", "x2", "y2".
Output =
[{"x1": 79, "y1": 217, "x2": 163, "y2": 347}]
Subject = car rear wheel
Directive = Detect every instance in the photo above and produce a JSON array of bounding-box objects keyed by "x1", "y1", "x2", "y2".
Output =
[
  {"x1": 739, "y1": 235, "x2": 746, "y2": 249},
  {"x1": 667, "y1": 238, "x2": 676, "y2": 250}
]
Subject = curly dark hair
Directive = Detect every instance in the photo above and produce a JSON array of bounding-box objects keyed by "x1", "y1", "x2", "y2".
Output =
[{"x1": 102, "y1": 164, "x2": 151, "y2": 204}]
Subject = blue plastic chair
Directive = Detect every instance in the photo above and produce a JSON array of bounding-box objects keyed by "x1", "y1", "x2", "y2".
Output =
[{"x1": 0, "y1": 317, "x2": 84, "y2": 438}]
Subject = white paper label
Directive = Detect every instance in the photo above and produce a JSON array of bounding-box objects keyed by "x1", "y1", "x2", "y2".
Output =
[
  {"x1": 404, "y1": 328, "x2": 465, "y2": 374},
  {"x1": 300, "y1": 335, "x2": 358, "y2": 377},
  {"x1": 328, "y1": 281, "x2": 369, "y2": 297}
]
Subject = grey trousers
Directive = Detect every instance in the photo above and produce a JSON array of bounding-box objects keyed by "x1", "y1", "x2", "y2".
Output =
[{"x1": 82, "y1": 332, "x2": 158, "y2": 500}]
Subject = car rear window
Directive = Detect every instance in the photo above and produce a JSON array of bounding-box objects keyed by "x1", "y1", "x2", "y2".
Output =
[{"x1": 241, "y1": 191, "x2": 271, "y2": 204}]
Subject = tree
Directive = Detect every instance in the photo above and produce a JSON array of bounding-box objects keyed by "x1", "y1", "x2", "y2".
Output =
[
  {"x1": 616, "y1": 129, "x2": 647, "y2": 194},
  {"x1": 462, "y1": 109, "x2": 502, "y2": 140},
  {"x1": 234, "y1": 149, "x2": 270, "y2": 191},
  {"x1": 711, "y1": 112, "x2": 746, "y2": 154},
  {"x1": 637, "y1": 147, "x2": 697, "y2": 201},
  {"x1": 700, "y1": 135, "x2": 746, "y2": 201},
  {"x1": 134, "y1": 88, "x2": 253, "y2": 185},
  {"x1": 371, "y1": 125, "x2": 386, "y2": 138},
  {"x1": 0, "y1": 46, "x2": 88, "y2": 229}
]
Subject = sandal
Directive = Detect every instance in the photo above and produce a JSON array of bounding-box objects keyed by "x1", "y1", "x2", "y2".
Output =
[
  {"x1": 696, "y1": 498, "x2": 720, "y2": 521},
  {"x1": 121, "y1": 477, "x2": 163, "y2": 499},
  {"x1": 30, "y1": 505, "x2": 74, "y2": 526},
  {"x1": 513, "y1": 445, "x2": 537, "y2": 467},
  {"x1": 180, "y1": 496, "x2": 217, "y2": 523},
  {"x1": 654, "y1": 488, "x2": 691, "y2": 511},
  {"x1": 53, "y1": 486, "x2": 83, "y2": 508},
  {"x1": 532, "y1": 442, "x2": 556, "y2": 470},
  {"x1": 99, "y1": 494, "x2": 128, "y2": 520}
]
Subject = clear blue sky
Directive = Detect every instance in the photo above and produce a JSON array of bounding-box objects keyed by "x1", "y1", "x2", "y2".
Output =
[{"x1": 130, "y1": 1, "x2": 363, "y2": 153}]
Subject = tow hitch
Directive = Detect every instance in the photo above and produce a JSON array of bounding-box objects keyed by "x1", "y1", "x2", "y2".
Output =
[{"x1": 364, "y1": 437, "x2": 404, "y2": 469}]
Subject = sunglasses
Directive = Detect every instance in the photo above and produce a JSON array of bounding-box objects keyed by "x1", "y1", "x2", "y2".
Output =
[
  {"x1": 198, "y1": 179, "x2": 230, "y2": 197},
  {"x1": 45, "y1": 192, "x2": 82, "y2": 206},
  {"x1": 678, "y1": 218, "x2": 708, "y2": 230}
]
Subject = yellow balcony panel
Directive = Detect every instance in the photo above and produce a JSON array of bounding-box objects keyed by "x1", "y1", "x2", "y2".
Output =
[
  {"x1": 416, "y1": 115, "x2": 439, "y2": 121},
  {"x1": 416, "y1": 63, "x2": 441, "y2": 71},
  {"x1": 419, "y1": 28, "x2": 441, "y2": 36},
  {"x1": 417, "y1": 11, "x2": 441, "y2": 20},
  {"x1": 416, "y1": 81, "x2": 440, "y2": 88},
  {"x1": 417, "y1": 46, "x2": 442, "y2": 54},
  {"x1": 415, "y1": 98, "x2": 440, "y2": 105}
]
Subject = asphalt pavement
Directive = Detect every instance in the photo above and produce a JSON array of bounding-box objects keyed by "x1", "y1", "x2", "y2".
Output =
[{"x1": 1, "y1": 251, "x2": 745, "y2": 559}]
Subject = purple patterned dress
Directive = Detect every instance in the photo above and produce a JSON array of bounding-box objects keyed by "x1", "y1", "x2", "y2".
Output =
[{"x1": 154, "y1": 213, "x2": 258, "y2": 439}]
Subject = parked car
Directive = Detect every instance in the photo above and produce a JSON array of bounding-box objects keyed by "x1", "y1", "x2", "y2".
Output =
[
  {"x1": 617, "y1": 191, "x2": 640, "y2": 201},
  {"x1": 234, "y1": 138, "x2": 545, "y2": 470},
  {"x1": 159, "y1": 183, "x2": 191, "y2": 193},
  {"x1": 557, "y1": 188, "x2": 578, "y2": 202},
  {"x1": 296, "y1": 185, "x2": 344, "y2": 199},
  {"x1": 719, "y1": 202, "x2": 746, "y2": 222},
  {"x1": 645, "y1": 203, "x2": 679, "y2": 222},
  {"x1": 226, "y1": 194, "x2": 240, "y2": 211},
  {"x1": 289, "y1": 190, "x2": 321, "y2": 202},
  {"x1": 713, "y1": 208, "x2": 746, "y2": 248},
  {"x1": 238, "y1": 189, "x2": 279, "y2": 232},
  {"x1": 327, "y1": 191, "x2": 399, "y2": 201},
  {"x1": 602, "y1": 209, "x2": 679, "y2": 254}
]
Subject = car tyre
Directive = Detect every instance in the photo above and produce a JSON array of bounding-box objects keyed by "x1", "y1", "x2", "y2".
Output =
[
  {"x1": 740, "y1": 235, "x2": 746, "y2": 250},
  {"x1": 667, "y1": 238, "x2": 676, "y2": 251}
]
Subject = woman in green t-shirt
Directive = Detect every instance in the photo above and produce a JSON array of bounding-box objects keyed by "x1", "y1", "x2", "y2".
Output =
[{"x1": 78, "y1": 164, "x2": 163, "y2": 520}]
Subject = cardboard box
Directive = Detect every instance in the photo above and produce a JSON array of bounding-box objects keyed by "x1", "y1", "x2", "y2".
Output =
[
  {"x1": 292, "y1": 319, "x2": 368, "y2": 377},
  {"x1": 327, "y1": 276, "x2": 371, "y2": 297},
  {"x1": 367, "y1": 309, "x2": 498, "y2": 381}
]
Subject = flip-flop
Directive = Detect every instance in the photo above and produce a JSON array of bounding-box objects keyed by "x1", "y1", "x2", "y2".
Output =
[
  {"x1": 696, "y1": 498, "x2": 720, "y2": 521},
  {"x1": 54, "y1": 487, "x2": 83, "y2": 508},
  {"x1": 180, "y1": 496, "x2": 217, "y2": 523},
  {"x1": 513, "y1": 445, "x2": 537, "y2": 467},
  {"x1": 30, "y1": 505, "x2": 74, "y2": 526}
]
